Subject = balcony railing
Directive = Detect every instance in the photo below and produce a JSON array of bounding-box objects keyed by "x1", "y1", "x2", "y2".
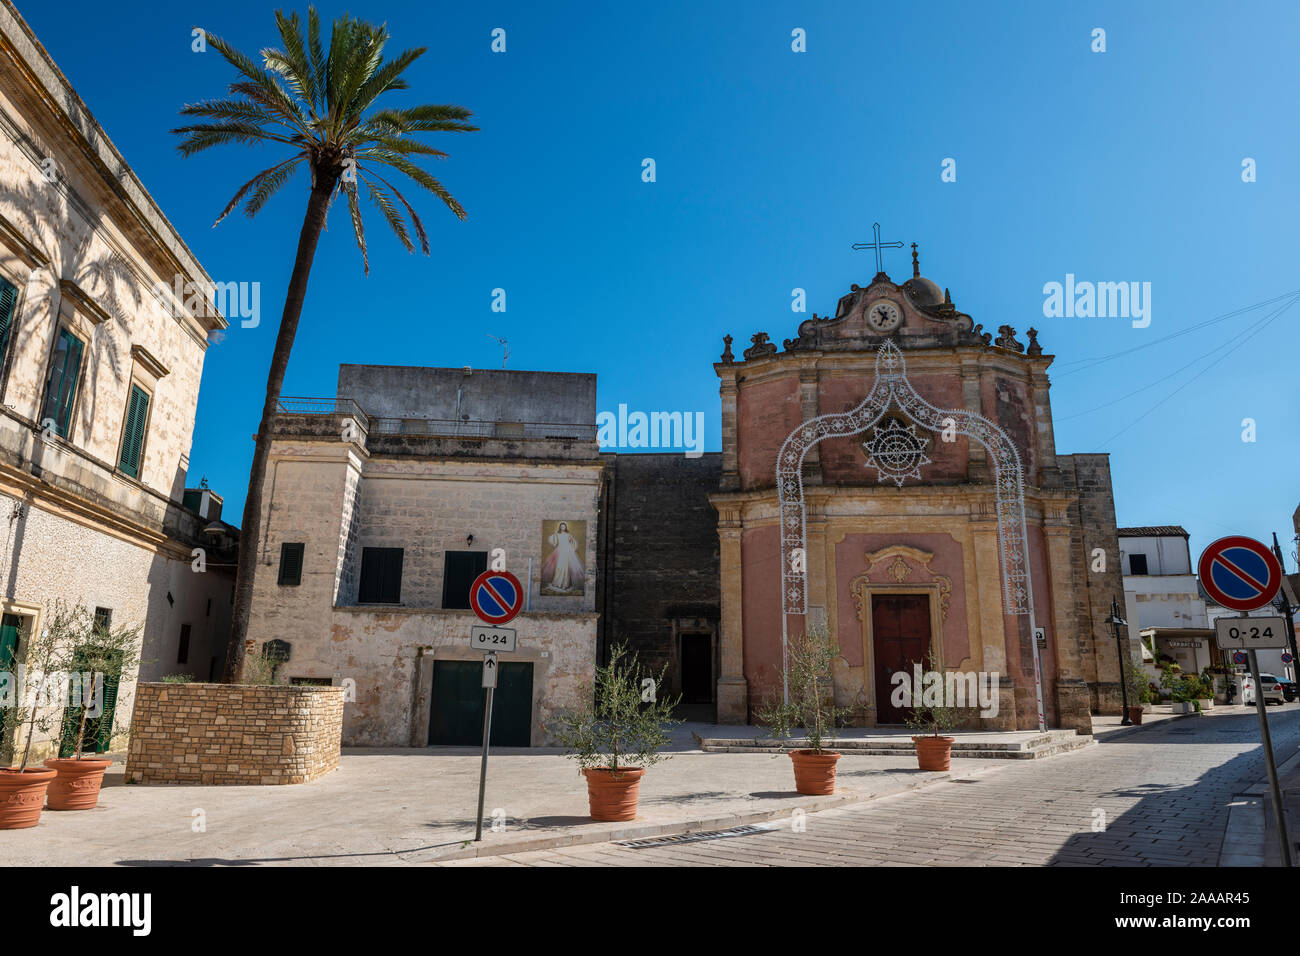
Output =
[
  {"x1": 274, "y1": 397, "x2": 595, "y2": 442},
  {"x1": 369, "y1": 417, "x2": 595, "y2": 441}
]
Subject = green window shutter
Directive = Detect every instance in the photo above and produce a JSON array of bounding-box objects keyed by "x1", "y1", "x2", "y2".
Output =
[
  {"x1": 278, "y1": 542, "x2": 305, "y2": 586},
  {"x1": 118, "y1": 385, "x2": 149, "y2": 477},
  {"x1": 43, "y1": 329, "x2": 83, "y2": 438},
  {"x1": 0, "y1": 278, "x2": 16, "y2": 365}
]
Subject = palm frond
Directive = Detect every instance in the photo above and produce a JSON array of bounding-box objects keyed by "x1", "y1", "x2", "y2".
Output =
[
  {"x1": 363, "y1": 151, "x2": 466, "y2": 220},
  {"x1": 172, "y1": 122, "x2": 290, "y2": 157},
  {"x1": 359, "y1": 173, "x2": 413, "y2": 253},
  {"x1": 341, "y1": 180, "x2": 369, "y2": 274},
  {"x1": 213, "y1": 153, "x2": 306, "y2": 225},
  {"x1": 266, "y1": 10, "x2": 317, "y2": 112},
  {"x1": 359, "y1": 167, "x2": 429, "y2": 254}
]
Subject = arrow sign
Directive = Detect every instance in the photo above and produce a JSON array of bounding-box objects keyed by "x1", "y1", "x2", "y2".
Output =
[
  {"x1": 482, "y1": 651, "x2": 498, "y2": 688},
  {"x1": 1198, "y1": 536, "x2": 1283, "y2": 612},
  {"x1": 470, "y1": 570, "x2": 524, "y2": 626}
]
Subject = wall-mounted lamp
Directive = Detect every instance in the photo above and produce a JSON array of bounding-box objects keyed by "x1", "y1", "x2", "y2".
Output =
[{"x1": 466, "y1": 534, "x2": 474, "y2": 547}]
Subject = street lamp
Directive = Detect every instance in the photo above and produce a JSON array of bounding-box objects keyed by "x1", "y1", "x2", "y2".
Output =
[{"x1": 1108, "y1": 596, "x2": 1131, "y2": 726}]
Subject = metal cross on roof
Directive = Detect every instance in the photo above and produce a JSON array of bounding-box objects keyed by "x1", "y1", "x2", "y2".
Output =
[{"x1": 851, "y1": 222, "x2": 905, "y2": 275}]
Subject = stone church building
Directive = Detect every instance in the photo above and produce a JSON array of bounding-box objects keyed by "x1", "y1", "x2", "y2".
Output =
[{"x1": 707, "y1": 250, "x2": 1128, "y2": 733}]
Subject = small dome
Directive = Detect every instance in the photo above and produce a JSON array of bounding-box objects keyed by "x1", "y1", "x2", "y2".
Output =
[{"x1": 903, "y1": 276, "x2": 943, "y2": 307}]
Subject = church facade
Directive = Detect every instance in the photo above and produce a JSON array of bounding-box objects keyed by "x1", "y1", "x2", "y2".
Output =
[{"x1": 708, "y1": 250, "x2": 1129, "y2": 734}]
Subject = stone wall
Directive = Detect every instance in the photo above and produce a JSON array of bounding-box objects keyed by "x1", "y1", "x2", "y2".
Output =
[
  {"x1": 1059, "y1": 454, "x2": 1128, "y2": 714},
  {"x1": 597, "y1": 453, "x2": 721, "y2": 695},
  {"x1": 124, "y1": 683, "x2": 343, "y2": 785}
]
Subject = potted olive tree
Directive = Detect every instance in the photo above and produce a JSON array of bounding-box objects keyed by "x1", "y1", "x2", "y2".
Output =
[
  {"x1": 757, "y1": 625, "x2": 851, "y2": 795},
  {"x1": 549, "y1": 643, "x2": 680, "y2": 822},
  {"x1": 1123, "y1": 653, "x2": 1152, "y2": 724},
  {"x1": 906, "y1": 650, "x2": 965, "y2": 770},
  {"x1": 0, "y1": 602, "x2": 73, "y2": 828},
  {"x1": 45, "y1": 610, "x2": 142, "y2": 810}
]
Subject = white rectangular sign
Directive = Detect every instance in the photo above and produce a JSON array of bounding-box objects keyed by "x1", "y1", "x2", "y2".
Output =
[
  {"x1": 471, "y1": 626, "x2": 516, "y2": 653},
  {"x1": 1214, "y1": 617, "x2": 1288, "y2": 650},
  {"x1": 482, "y1": 651, "x2": 498, "y2": 689}
]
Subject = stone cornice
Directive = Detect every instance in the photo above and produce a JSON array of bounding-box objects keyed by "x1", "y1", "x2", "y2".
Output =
[
  {"x1": 130, "y1": 343, "x2": 170, "y2": 379},
  {"x1": 58, "y1": 279, "x2": 110, "y2": 325},
  {"x1": 0, "y1": 211, "x2": 47, "y2": 268}
]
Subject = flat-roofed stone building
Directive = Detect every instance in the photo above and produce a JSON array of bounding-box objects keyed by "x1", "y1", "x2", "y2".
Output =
[
  {"x1": 248, "y1": 365, "x2": 602, "y2": 747},
  {"x1": 0, "y1": 1, "x2": 236, "y2": 761}
]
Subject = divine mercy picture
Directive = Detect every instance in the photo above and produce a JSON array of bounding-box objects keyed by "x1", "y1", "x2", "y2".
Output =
[{"x1": 540, "y1": 520, "x2": 586, "y2": 595}]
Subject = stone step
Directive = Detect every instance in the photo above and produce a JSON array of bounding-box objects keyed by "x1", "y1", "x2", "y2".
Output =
[{"x1": 695, "y1": 729, "x2": 1095, "y2": 760}]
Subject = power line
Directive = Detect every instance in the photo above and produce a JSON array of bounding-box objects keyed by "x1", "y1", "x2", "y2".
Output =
[
  {"x1": 1055, "y1": 293, "x2": 1300, "y2": 423},
  {"x1": 1095, "y1": 294, "x2": 1300, "y2": 448},
  {"x1": 1052, "y1": 288, "x2": 1300, "y2": 377}
]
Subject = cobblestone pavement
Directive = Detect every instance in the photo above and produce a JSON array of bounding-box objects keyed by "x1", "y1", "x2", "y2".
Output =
[{"x1": 441, "y1": 705, "x2": 1300, "y2": 867}]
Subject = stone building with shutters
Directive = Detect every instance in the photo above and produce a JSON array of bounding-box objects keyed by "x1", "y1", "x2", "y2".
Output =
[
  {"x1": 247, "y1": 365, "x2": 603, "y2": 747},
  {"x1": 708, "y1": 251, "x2": 1130, "y2": 733},
  {"x1": 0, "y1": 1, "x2": 237, "y2": 762}
]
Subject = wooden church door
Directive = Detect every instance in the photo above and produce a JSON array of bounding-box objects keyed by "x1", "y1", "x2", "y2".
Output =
[{"x1": 871, "y1": 595, "x2": 932, "y2": 724}]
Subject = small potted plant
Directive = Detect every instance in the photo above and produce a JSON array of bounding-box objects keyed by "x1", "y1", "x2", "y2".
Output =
[
  {"x1": 1123, "y1": 653, "x2": 1150, "y2": 724},
  {"x1": 549, "y1": 642, "x2": 680, "y2": 822},
  {"x1": 1162, "y1": 669, "x2": 1195, "y2": 713},
  {"x1": 45, "y1": 609, "x2": 141, "y2": 811},
  {"x1": 0, "y1": 604, "x2": 69, "y2": 829},
  {"x1": 757, "y1": 625, "x2": 851, "y2": 794},
  {"x1": 906, "y1": 649, "x2": 965, "y2": 770}
]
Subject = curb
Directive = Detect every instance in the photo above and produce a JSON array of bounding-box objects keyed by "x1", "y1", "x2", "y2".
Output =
[
  {"x1": 427, "y1": 766, "x2": 979, "y2": 863},
  {"x1": 1092, "y1": 709, "x2": 1198, "y2": 743}
]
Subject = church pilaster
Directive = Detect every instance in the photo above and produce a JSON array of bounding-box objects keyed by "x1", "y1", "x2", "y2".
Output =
[
  {"x1": 715, "y1": 504, "x2": 748, "y2": 723},
  {"x1": 798, "y1": 368, "x2": 822, "y2": 485},
  {"x1": 961, "y1": 358, "x2": 989, "y2": 483},
  {"x1": 972, "y1": 512, "x2": 1016, "y2": 730},
  {"x1": 719, "y1": 376, "x2": 739, "y2": 492},
  {"x1": 1031, "y1": 365, "x2": 1062, "y2": 489},
  {"x1": 1045, "y1": 514, "x2": 1092, "y2": 734}
]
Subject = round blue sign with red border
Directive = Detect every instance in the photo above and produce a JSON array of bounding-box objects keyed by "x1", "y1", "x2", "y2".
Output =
[
  {"x1": 1232, "y1": 651, "x2": 1248, "y2": 665},
  {"x1": 1198, "y1": 536, "x2": 1282, "y2": 612},
  {"x1": 469, "y1": 570, "x2": 523, "y2": 625}
]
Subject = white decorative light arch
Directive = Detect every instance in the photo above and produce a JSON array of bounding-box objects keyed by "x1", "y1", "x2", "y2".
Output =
[{"x1": 775, "y1": 340, "x2": 1045, "y2": 730}]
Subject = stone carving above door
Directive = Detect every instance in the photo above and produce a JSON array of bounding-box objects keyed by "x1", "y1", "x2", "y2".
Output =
[{"x1": 850, "y1": 545, "x2": 952, "y2": 623}]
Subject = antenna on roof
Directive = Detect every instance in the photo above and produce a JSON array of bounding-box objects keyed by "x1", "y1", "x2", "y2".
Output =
[{"x1": 486, "y1": 334, "x2": 509, "y2": 368}]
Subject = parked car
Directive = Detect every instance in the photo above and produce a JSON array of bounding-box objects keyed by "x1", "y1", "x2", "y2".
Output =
[
  {"x1": 1241, "y1": 674, "x2": 1287, "y2": 706},
  {"x1": 1275, "y1": 675, "x2": 1297, "y2": 702}
]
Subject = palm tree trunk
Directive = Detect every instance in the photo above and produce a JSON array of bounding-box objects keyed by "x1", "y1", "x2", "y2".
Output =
[{"x1": 223, "y1": 177, "x2": 337, "y2": 683}]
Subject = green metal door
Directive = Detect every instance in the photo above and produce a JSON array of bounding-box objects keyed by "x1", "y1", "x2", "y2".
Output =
[
  {"x1": 428, "y1": 660, "x2": 533, "y2": 747},
  {"x1": 0, "y1": 613, "x2": 19, "y2": 669}
]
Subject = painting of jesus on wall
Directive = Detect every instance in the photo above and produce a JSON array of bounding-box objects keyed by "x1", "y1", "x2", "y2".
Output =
[{"x1": 540, "y1": 520, "x2": 587, "y2": 595}]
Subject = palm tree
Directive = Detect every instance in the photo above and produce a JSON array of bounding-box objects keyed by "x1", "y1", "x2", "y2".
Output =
[{"x1": 173, "y1": 8, "x2": 476, "y2": 681}]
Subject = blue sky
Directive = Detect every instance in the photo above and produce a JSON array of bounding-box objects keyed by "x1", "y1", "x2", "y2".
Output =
[{"x1": 19, "y1": 0, "x2": 1300, "y2": 567}]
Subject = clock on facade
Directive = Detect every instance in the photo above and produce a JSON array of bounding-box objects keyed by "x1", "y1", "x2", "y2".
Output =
[{"x1": 866, "y1": 299, "x2": 902, "y2": 333}]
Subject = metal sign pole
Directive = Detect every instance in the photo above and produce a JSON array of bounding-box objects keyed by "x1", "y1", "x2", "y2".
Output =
[
  {"x1": 1247, "y1": 640, "x2": 1292, "y2": 867},
  {"x1": 474, "y1": 680, "x2": 495, "y2": 842}
]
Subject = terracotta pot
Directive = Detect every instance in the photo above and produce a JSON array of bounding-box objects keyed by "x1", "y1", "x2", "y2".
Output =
[
  {"x1": 913, "y1": 735, "x2": 955, "y2": 771},
  {"x1": 0, "y1": 767, "x2": 57, "y2": 829},
  {"x1": 789, "y1": 749, "x2": 840, "y2": 795},
  {"x1": 44, "y1": 758, "x2": 112, "y2": 811},
  {"x1": 1126, "y1": 706, "x2": 1144, "y2": 725},
  {"x1": 582, "y1": 767, "x2": 645, "y2": 822}
]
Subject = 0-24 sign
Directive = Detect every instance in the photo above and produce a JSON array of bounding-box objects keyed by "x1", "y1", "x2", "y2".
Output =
[{"x1": 1214, "y1": 617, "x2": 1287, "y2": 650}]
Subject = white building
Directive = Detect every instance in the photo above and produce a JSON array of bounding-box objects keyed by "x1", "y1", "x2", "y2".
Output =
[
  {"x1": 1119, "y1": 526, "x2": 1216, "y2": 676},
  {"x1": 0, "y1": 1, "x2": 235, "y2": 762}
]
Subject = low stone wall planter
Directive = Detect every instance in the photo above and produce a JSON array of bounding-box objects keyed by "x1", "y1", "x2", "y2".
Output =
[
  {"x1": 1170, "y1": 701, "x2": 1195, "y2": 714},
  {"x1": 124, "y1": 683, "x2": 344, "y2": 785}
]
